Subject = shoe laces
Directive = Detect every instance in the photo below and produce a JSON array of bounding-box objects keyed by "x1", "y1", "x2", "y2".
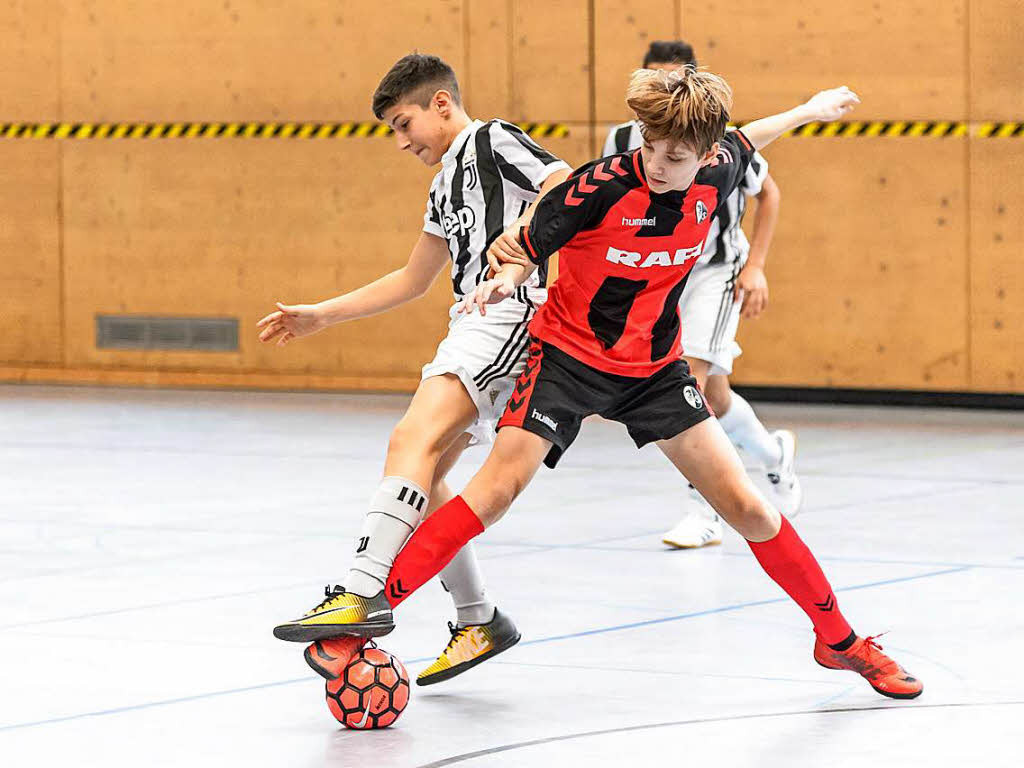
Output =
[
  {"x1": 443, "y1": 621, "x2": 471, "y2": 654},
  {"x1": 863, "y1": 632, "x2": 888, "y2": 652},
  {"x1": 314, "y1": 584, "x2": 347, "y2": 612},
  {"x1": 858, "y1": 632, "x2": 899, "y2": 672}
]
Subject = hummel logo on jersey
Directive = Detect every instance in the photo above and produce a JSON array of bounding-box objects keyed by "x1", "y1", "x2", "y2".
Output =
[
  {"x1": 606, "y1": 244, "x2": 702, "y2": 269},
  {"x1": 622, "y1": 216, "x2": 656, "y2": 227},
  {"x1": 442, "y1": 206, "x2": 477, "y2": 238},
  {"x1": 695, "y1": 200, "x2": 709, "y2": 223},
  {"x1": 531, "y1": 409, "x2": 559, "y2": 431},
  {"x1": 683, "y1": 385, "x2": 703, "y2": 410}
]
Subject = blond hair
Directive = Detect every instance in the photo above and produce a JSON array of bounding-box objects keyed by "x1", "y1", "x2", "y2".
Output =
[{"x1": 625, "y1": 66, "x2": 732, "y2": 155}]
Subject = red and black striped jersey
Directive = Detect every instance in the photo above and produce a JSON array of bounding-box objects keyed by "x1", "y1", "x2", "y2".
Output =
[{"x1": 520, "y1": 130, "x2": 755, "y2": 377}]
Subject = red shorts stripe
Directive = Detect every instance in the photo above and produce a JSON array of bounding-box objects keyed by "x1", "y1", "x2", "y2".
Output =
[{"x1": 497, "y1": 340, "x2": 544, "y2": 430}]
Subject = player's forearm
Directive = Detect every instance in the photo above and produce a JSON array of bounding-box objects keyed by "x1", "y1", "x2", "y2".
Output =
[
  {"x1": 317, "y1": 268, "x2": 425, "y2": 325},
  {"x1": 746, "y1": 175, "x2": 780, "y2": 269},
  {"x1": 740, "y1": 104, "x2": 818, "y2": 151},
  {"x1": 517, "y1": 168, "x2": 571, "y2": 229},
  {"x1": 495, "y1": 261, "x2": 536, "y2": 288}
]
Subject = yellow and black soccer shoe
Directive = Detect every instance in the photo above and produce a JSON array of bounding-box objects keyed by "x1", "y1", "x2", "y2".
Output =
[
  {"x1": 273, "y1": 586, "x2": 394, "y2": 642},
  {"x1": 416, "y1": 608, "x2": 521, "y2": 686}
]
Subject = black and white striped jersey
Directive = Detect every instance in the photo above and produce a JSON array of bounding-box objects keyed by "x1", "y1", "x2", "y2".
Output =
[
  {"x1": 423, "y1": 119, "x2": 571, "y2": 299},
  {"x1": 603, "y1": 120, "x2": 768, "y2": 266}
]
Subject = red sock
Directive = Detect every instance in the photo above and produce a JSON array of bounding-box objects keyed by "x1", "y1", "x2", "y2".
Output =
[
  {"x1": 747, "y1": 516, "x2": 854, "y2": 645},
  {"x1": 385, "y1": 495, "x2": 484, "y2": 608}
]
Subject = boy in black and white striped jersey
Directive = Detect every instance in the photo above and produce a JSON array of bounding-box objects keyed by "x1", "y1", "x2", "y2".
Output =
[
  {"x1": 604, "y1": 41, "x2": 802, "y2": 549},
  {"x1": 258, "y1": 54, "x2": 570, "y2": 683}
]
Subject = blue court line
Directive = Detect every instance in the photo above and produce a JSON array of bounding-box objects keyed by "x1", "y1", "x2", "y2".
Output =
[
  {"x1": 508, "y1": 566, "x2": 970, "y2": 648},
  {"x1": 568, "y1": 545, "x2": 1024, "y2": 572},
  {"x1": 811, "y1": 684, "x2": 857, "y2": 708},
  {"x1": 0, "y1": 564, "x2": 968, "y2": 734},
  {"x1": 0, "y1": 530, "x2": 662, "y2": 632}
]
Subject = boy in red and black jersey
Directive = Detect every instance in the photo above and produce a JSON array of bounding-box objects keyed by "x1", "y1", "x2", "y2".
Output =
[
  {"x1": 492, "y1": 128, "x2": 755, "y2": 466},
  {"x1": 288, "y1": 68, "x2": 924, "y2": 701},
  {"x1": 521, "y1": 129, "x2": 755, "y2": 377}
]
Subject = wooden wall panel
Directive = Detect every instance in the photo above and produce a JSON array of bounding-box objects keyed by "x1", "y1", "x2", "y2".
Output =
[
  {"x1": 465, "y1": 0, "x2": 512, "y2": 120},
  {"x1": 511, "y1": 0, "x2": 590, "y2": 123},
  {"x1": 59, "y1": 131, "x2": 591, "y2": 379},
  {"x1": 542, "y1": 130, "x2": 594, "y2": 171},
  {"x1": 968, "y1": 138, "x2": 1024, "y2": 392},
  {"x1": 0, "y1": 1, "x2": 59, "y2": 117},
  {"x1": 680, "y1": 1, "x2": 967, "y2": 121},
  {"x1": 731, "y1": 138, "x2": 969, "y2": 390},
  {"x1": 593, "y1": 0, "x2": 678, "y2": 123},
  {"x1": 62, "y1": 140, "x2": 448, "y2": 377},
  {"x1": 969, "y1": 0, "x2": 1024, "y2": 120},
  {"x1": 0, "y1": 143, "x2": 62, "y2": 364},
  {"x1": 61, "y1": 0, "x2": 465, "y2": 122}
]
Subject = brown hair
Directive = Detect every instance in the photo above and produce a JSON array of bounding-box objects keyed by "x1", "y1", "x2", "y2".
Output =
[
  {"x1": 372, "y1": 53, "x2": 462, "y2": 119},
  {"x1": 625, "y1": 66, "x2": 732, "y2": 155}
]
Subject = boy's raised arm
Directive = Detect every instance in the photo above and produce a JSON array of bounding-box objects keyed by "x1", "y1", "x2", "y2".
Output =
[{"x1": 740, "y1": 86, "x2": 860, "y2": 151}]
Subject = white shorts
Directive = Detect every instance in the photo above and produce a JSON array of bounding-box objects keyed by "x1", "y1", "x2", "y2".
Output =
[
  {"x1": 421, "y1": 288, "x2": 544, "y2": 446},
  {"x1": 679, "y1": 260, "x2": 744, "y2": 377}
]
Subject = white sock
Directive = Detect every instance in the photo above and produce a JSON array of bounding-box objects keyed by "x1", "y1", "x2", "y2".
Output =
[
  {"x1": 717, "y1": 392, "x2": 782, "y2": 467},
  {"x1": 343, "y1": 476, "x2": 427, "y2": 597},
  {"x1": 439, "y1": 542, "x2": 496, "y2": 627}
]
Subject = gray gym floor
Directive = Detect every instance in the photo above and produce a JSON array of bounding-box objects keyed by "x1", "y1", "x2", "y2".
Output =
[{"x1": 1, "y1": 384, "x2": 1021, "y2": 767}]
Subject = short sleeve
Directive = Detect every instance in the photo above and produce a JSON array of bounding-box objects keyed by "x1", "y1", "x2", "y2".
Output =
[
  {"x1": 521, "y1": 161, "x2": 629, "y2": 264},
  {"x1": 486, "y1": 121, "x2": 571, "y2": 198},
  {"x1": 422, "y1": 187, "x2": 444, "y2": 238},
  {"x1": 697, "y1": 129, "x2": 756, "y2": 213},
  {"x1": 740, "y1": 148, "x2": 769, "y2": 196}
]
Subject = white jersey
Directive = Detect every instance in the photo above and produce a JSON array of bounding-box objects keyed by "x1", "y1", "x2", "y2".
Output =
[
  {"x1": 603, "y1": 120, "x2": 768, "y2": 266},
  {"x1": 424, "y1": 119, "x2": 571, "y2": 299}
]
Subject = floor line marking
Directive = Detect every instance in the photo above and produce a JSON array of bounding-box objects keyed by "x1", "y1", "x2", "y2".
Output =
[
  {"x1": 0, "y1": 564, "x2": 968, "y2": 733},
  {"x1": 415, "y1": 700, "x2": 1024, "y2": 767}
]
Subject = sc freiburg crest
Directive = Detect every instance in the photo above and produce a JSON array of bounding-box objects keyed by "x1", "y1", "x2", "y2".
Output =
[{"x1": 695, "y1": 200, "x2": 709, "y2": 224}]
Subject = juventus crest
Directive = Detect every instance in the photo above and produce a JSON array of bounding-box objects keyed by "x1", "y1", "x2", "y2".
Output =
[{"x1": 463, "y1": 158, "x2": 479, "y2": 191}]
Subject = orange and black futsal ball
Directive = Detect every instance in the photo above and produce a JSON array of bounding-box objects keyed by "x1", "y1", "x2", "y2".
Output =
[{"x1": 325, "y1": 646, "x2": 410, "y2": 729}]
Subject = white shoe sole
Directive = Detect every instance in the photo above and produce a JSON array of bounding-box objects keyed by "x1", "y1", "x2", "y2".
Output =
[{"x1": 662, "y1": 516, "x2": 723, "y2": 549}]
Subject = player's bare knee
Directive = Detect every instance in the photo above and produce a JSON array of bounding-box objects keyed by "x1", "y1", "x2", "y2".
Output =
[
  {"x1": 388, "y1": 418, "x2": 446, "y2": 463},
  {"x1": 731, "y1": 497, "x2": 779, "y2": 541}
]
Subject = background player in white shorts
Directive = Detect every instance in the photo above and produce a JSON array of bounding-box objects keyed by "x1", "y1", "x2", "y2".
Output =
[
  {"x1": 604, "y1": 41, "x2": 801, "y2": 549},
  {"x1": 258, "y1": 54, "x2": 570, "y2": 683}
]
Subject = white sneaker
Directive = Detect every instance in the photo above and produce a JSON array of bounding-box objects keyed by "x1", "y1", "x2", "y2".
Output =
[
  {"x1": 662, "y1": 509, "x2": 723, "y2": 549},
  {"x1": 767, "y1": 429, "x2": 803, "y2": 516}
]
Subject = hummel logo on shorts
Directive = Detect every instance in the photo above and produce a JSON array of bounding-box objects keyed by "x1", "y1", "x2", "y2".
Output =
[{"x1": 531, "y1": 409, "x2": 559, "y2": 431}]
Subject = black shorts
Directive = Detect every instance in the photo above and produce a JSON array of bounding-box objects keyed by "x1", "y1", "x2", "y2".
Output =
[{"x1": 496, "y1": 339, "x2": 712, "y2": 468}]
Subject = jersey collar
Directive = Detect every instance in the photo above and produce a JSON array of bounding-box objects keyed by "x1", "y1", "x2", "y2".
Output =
[
  {"x1": 635, "y1": 149, "x2": 691, "y2": 208},
  {"x1": 441, "y1": 119, "x2": 483, "y2": 166}
]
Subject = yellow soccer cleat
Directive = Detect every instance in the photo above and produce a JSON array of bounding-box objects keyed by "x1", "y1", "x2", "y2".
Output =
[
  {"x1": 416, "y1": 608, "x2": 521, "y2": 686},
  {"x1": 273, "y1": 586, "x2": 394, "y2": 642}
]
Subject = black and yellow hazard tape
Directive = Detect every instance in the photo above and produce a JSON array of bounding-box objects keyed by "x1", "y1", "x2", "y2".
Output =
[
  {"x1": 0, "y1": 121, "x2": 570, "y2": 140},
  {"x1": 2, "y1": 120, "x2": 1022, "y2": 139},
  {"x1": 734, "y1": 121, "x2": 1024, "y2": 138}
]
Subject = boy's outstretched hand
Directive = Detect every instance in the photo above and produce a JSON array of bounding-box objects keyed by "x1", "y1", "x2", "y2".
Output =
[
  {"x1": 804, "y1": 86, "x2": 860, "y2": 122},
  {"x1": 456, "y1": 273, "x2": 519, "y2": 317},
  {"x1": 256, "y1": 302, "x2": 326, "y2": 346}
]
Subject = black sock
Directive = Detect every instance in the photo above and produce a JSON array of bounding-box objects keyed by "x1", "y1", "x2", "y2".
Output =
[{"x1": 828, "y1": 630, "x2": 857, "y2": 652}]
